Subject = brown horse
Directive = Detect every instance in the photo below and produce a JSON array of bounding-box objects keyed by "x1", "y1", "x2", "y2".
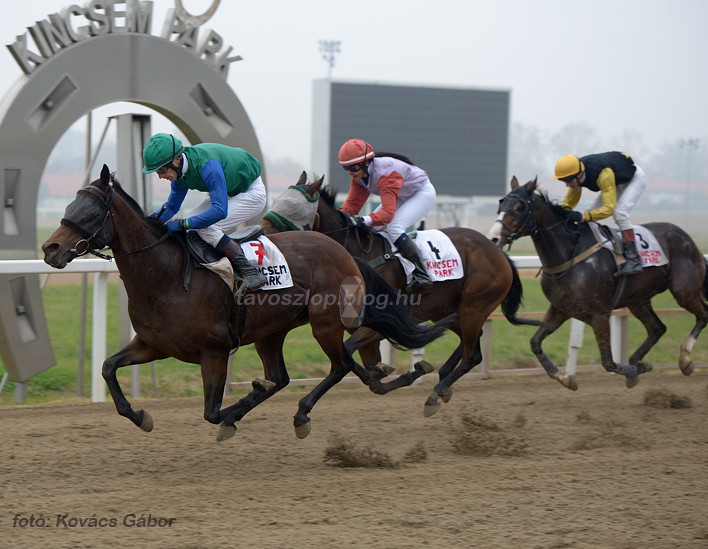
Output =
[
  {"x1": 487, "y1": 176, "x2": 708, "y2": 389},
  {"x1": 41, "y1": 165, "x2": 450, "y2": 440},
  {"x1": 261, "y1": 172, "x2": 545, "y2": 416}
]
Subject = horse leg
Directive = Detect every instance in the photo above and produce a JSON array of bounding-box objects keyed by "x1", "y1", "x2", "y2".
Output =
[
  {"x1": 669, "y1": 285, "x2": 708, "y2": 376},
  {"x1": 345, "y1": 328, "x2": 397, "y2": 382},
  {"x1": 215, "y1": 331, "x2": 290, "y2": 441},
  {"x1": 101, "y1": 337, "x2": 167, "y2": 431},
  {"x1": 588, "y1": 315, "x2": 640, "y2": 388},
  {"x1": 530, "y1": 306, "x2": 578, "y2": 390},
  {"x1": 343, "y1": 327, "x2": 434, "y2": 394},
  {"x1": 625, "y1": 301, "x2": 666, "y2": 374},
  {"x1": 293, "y1": 323, "x2": 356, "y2": 439},
  {"x1": 424, "y1": 341, "x2": 477, "y2": 417}
]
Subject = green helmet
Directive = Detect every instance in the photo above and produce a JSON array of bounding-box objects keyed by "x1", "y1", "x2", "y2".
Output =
[{"x1": 142, "y1": 133, "x2": 184, "y2": 174}]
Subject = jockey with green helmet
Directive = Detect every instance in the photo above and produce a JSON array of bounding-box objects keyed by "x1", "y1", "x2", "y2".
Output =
[{"x1": 142, "y1": 133, "x2": 267, "y2": 291}]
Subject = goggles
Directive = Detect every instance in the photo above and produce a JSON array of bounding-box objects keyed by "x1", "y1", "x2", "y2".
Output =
[{"x1": 342, "y1": 162, "x2": 365, "y2": 173}]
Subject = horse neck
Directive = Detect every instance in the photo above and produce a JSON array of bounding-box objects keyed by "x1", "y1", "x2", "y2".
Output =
[
  {"x1": 529, "y1": 201, "x2": 579, "y2": 266},
  {"x1": 316, "y1": 201, "x2": 349, "y2": 247},
  {"x1": 317, "y1": 201, "x2": 383, "y2": 259},
  {"x1": 109, "y1": 195, "x2": 178, "y2": 268}
]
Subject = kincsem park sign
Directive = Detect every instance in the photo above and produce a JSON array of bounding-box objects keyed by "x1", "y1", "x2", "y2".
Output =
[{"x1": 0, "y1": 0, "x2": 263, "y2": 391}]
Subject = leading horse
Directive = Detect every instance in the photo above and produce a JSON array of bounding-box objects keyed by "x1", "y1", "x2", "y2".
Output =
[
  {"x1": 42, "y1": 165, "x2": 450, "y2": 440},
  {"x1": 487, "y1": 176, "x2": 708, "y2": 389},
  {"x1": 261, "y1": 172, "x2": 546, "y2": 416}
]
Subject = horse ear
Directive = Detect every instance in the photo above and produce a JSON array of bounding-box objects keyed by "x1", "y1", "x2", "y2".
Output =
[
  {"x1": 297, "y1": 171, "x2": 308, "y2": 186},
  {"x1": 528, "y1": 177, "x2": 538, "y2": 192},
  {"x1": 510, "y1": 176, "x2": 519, "y2": 189},
  {"x1": 309, "y1": 175, "x2": 324, "y2": 196},
  {"x1": 100, "y1": 164, "x2": 110, "y2": 184}
]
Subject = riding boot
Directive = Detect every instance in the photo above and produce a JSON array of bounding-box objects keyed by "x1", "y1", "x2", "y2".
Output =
[
  {"x1": 614, "y1": 231, "x2": 643, "y2": 278},
  {"x1": 395, "y1": 234, "x2": 433, "y2": 292},
  {"x1": 220, "y1": 239, "x2": 267, "y2": 291}
]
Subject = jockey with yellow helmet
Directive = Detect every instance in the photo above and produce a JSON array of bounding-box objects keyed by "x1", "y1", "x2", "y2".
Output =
[
  {"x1": 142, "y1": 133, "x2": 267, "y2": 291},
  {"x1": 338, "y1": 138, "x2": 436, "y2": 291},
  {"x1": 553, "y1": 151, "x2": 648, "y2": 277}
]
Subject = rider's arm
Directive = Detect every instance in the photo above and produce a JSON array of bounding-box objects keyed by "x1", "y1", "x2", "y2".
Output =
[
  {"x1": 559, "y1": 187, "x2": 581, "y2": 210},
  {"x1": 183, "y1": 159, "x2": 229, "y2": 229},
  {"x1": 585, "y1": 168, "x2": 617, "y2": 222},
  {"x1": 339, "y1": 180, "x2": 370, "y2": 216},
  {"x1": 161, "y1": 182, "x2": 188, "y2": 220}
]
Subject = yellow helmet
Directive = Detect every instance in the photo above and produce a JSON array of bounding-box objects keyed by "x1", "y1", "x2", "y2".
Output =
[{"x1": 554, "y1": 154, "x2": 584, "y2": 180}]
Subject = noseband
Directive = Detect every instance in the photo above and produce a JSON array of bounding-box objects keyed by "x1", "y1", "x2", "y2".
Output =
[{"x1": 60, "y1": 183, "x2": 115, "y2": 258}]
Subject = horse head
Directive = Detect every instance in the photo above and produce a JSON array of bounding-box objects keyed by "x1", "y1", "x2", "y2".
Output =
[
  {"x1": 42, "y1": 164, "x2": 165, "y2": 268},
  {"x1": 487, "y1": 176, "x2": 540, "y2": 248}
]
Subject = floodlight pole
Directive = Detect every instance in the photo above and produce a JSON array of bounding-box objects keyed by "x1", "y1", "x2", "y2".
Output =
[
  {"x1": 680, "y1": 138, "x2": 700, "y2": 217},
  {"x1": 319, "y1": 40, "x2": 341, "y2": 80}
]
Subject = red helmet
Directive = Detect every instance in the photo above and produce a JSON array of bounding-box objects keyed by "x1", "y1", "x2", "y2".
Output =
[{"x1": 338, "y1": 138, "x2": 375, "y2": 166}]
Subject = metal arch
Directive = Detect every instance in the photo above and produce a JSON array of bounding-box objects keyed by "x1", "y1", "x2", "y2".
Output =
[{"x1": 174, "y1": 0, "x2": 221, "y2": 28}]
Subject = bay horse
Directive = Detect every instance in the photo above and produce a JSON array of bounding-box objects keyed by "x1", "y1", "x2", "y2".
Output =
[
  {"x1": 41, "y1": 165, "x2": 450, "y2": 440},
  {"x1": 487, "y1": 176, "x2": 708, "y2": 389},
  {"x1": 261, "y1": 172, "x2": 546, "y2": 416}
]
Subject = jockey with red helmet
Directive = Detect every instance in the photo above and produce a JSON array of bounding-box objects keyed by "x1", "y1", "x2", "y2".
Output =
[{"x1": 338, "y1": 138, "x2": 436, "y2": 292}]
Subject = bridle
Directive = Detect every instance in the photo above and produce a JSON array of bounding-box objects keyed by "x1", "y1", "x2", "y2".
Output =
[
  {"x1": 496, "y1": 189, "x2": 538, "y2": 244},
  {"x1": 60, "y1": 182, "x2": 168, "y2": 260}
]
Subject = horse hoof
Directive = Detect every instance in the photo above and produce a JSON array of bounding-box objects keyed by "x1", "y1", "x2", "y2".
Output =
[
  {"x1": 375, "y1": 362, "x2": 396, "y2": 377},
  {"x1": 138, "y1": 410, "x2": 153, "y2": 432},
  {"x1": 555, "y1": 374, "x2": 578, "y2": 391},
  {"x1": 216, "y1": 423, "x2": 237, "y2": 442},
  {"x1": 636, "y1": 362, "x2": 654, "y2": 375},
  {"x1": 414, "y1": 360, "x2": 434, "y2": 374},
  {"x1": 252, "y1": 378, "x2": 276, "y2": 392},
  {"x1": 423, "y1": 394, "x2": 440, "y2": 417},
  {"x1": 625, "y1": 375, "x2": 640, "y2": 389},
  {"x1": 679, "y1": 359, "x2": 694, "y2": 376},
  {"x1": 294, "y1": 420, "x2": 312, "y2": 439},
  {"x1": 440, "y1": 387, "x2": 454, "y2": 403}
]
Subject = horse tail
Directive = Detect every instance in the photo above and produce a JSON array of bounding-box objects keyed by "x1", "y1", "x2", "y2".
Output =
[
  {"x1": 353, "y1": 257, "x2": 452, "y2": 350},
  {"x1": 500, "y1": 254, "x2": 548, "y2": 328}
]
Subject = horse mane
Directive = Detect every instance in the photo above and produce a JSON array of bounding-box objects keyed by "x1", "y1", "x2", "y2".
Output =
[
  {"x1": 534, "y1": 188, "x2": 570, "y2": 220},
  {"x1": 109, "y1": 173, "x2": 167, "y2": 234}
]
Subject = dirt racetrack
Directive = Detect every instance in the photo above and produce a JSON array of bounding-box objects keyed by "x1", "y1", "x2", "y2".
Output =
[{"x1": 2, "y1": 370, "x2": 708, "y2": 549}]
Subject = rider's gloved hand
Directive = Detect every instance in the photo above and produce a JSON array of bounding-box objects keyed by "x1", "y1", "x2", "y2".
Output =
[
  {"x1": 345, "y1": 216, "x2": 365, "y2": 229},
  {"x1": 166, "y1": 219, "x2": 188, "y2": 234},
  {"x1": 567, "y1": 211, "x2": 584, "y2": 224}
]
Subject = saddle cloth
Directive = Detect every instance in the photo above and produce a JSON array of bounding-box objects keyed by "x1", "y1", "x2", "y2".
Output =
[
  {"x1": 588, "y1": 223, "x2": 669, "y2": 267},
  {"x1": 240, "y1": 235, "x2": 294, "y2": 289},
  {"x1": 381, "y1": 229, "x2": 464, "y2": 284}
]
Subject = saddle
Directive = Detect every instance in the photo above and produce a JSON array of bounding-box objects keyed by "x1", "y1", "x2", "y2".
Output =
[{"x1": 173, "y1": 225, "x2": 265, "y2": 291}]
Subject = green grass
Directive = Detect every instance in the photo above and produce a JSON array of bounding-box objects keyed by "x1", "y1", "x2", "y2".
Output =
[{"x1": 1, "y1": 278, "x2": 706, "y2": 406}]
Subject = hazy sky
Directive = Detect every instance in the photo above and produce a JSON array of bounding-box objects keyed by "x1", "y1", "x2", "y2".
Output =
[{"x1": 1, "y1": 0, "x2": 706, "y2": 170}]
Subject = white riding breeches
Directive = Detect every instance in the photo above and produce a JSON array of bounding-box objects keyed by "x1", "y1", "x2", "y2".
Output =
[
  {"x1": 374, "y1": 179, "x2": 436, "y2": 241},
  {"x1": 186, "y1": 177, "x2": 267, "y2": 247},
  {"x1": 588, "y1": 165, "x2": 647, "y2": 231}
]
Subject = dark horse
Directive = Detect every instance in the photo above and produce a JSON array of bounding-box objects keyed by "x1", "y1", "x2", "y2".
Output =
[
  {"x1": 487, "y1": 176, "x2": 708, "y2": 389},
  {"x1": 261, "y1": 172, "x2": 545, "y2": 416},
  {"x1": 41, "y1": 165, "x2": 450, "y2": 440}
]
